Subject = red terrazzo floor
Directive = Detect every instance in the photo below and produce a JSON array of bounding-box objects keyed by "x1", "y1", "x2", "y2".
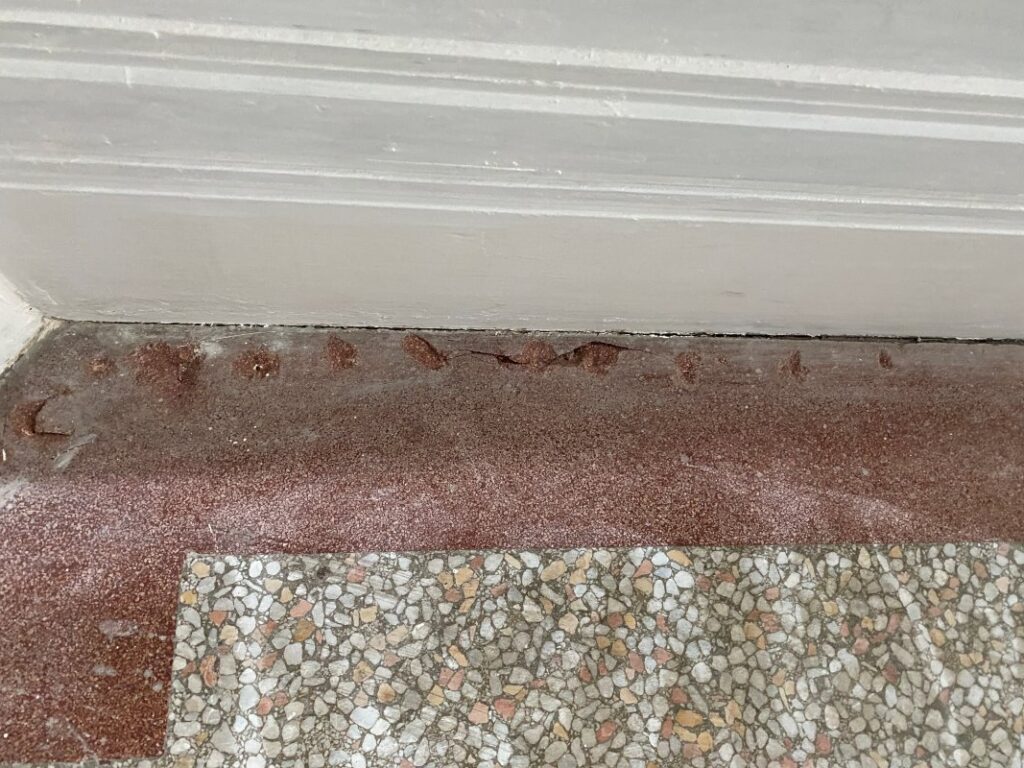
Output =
[{"x1": 0, "y1": 323, "x2": 1022, "y2": 763}]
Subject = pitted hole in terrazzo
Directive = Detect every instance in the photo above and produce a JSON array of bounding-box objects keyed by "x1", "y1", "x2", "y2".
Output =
[
  {"x1": 513, "y1": 341, "x2": 558, "y2": 372},
  {"x1": 557, "y1": 342, "x2": 628, "y2": 375},
  {"x1": 166, "y1": 544, "x2": 1024, "y2": 768},
  {"x1": 233, "y1": 347, "x2": 281, "y2": 380},
  {"x1": 7, "y1": 397, "x2": 73, "y2": 438},
  {"x1": 324, "y1": 337, "x2": 358, "y2": 371},
  {"x1": 131, "y1": 342, "x2": 204, "y2": 396},
  {"x1": 401, "y1": 335, "x2": 448, "y2": 370}
]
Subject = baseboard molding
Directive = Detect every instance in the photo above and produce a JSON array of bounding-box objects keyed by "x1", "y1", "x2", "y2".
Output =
[
  {"x1": 0, "y1": 275, "x2": 45, "y2": 374},
  {"x1": 1, "y1": 3, "x2": 1023, "y2": 336}
]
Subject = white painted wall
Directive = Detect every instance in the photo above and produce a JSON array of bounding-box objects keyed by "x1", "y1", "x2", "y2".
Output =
[
  {"x1": 1, "y1": 1, "x2": 1023, "y2": 336},
  {"x1": 0, "y1": 273, "x2": 43, "y2": 372}
]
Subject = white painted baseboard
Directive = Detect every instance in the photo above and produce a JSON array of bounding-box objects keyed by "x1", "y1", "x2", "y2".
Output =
[
  {"x1": 1, "y1": 2, "x2": 1023, "y2": 336},
  {"x1": 0, "y1": 274, "x2": 43, "y2": 373}
]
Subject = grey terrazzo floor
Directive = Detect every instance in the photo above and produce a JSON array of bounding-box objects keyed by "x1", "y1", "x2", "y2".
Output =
[{"x1": 13, "y1": 544, "x2": 1024, "y2": 767}]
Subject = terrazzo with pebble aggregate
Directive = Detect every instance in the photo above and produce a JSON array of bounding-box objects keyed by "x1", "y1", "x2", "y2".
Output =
[{"x1": 150, "y1": 544, "x2": 1024, "y2": 768}]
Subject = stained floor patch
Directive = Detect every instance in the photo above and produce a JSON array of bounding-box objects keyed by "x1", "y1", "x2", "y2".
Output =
[{"x1": 114, "y1": 545, "x2": 1019, "y2": 767}]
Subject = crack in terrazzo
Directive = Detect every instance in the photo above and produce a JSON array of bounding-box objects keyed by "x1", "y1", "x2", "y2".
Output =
[{"x1": 4, "y1": 544, "x2": 1024, "y2": 768}]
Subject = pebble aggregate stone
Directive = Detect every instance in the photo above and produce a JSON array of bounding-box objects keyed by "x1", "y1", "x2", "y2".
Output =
[{"x1": 25, "y1": 544, "x2": 1024, "y2": 767}]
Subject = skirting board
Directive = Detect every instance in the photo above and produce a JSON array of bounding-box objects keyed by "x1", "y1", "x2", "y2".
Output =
[
  {"x1": 1, "y1": 2, "x2": 1024, "y2": 337},
  {"x1": 2, "y1": 190, "x2": 1024, "y2": 338},
  {"x1": 0, "y1": 274, "x2": 43, "y2": 373}
]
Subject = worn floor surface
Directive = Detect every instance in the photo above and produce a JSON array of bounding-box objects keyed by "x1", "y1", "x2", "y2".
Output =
[{"x1": 0, "y1": 324, "x2": 1023, "y2": 763}]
